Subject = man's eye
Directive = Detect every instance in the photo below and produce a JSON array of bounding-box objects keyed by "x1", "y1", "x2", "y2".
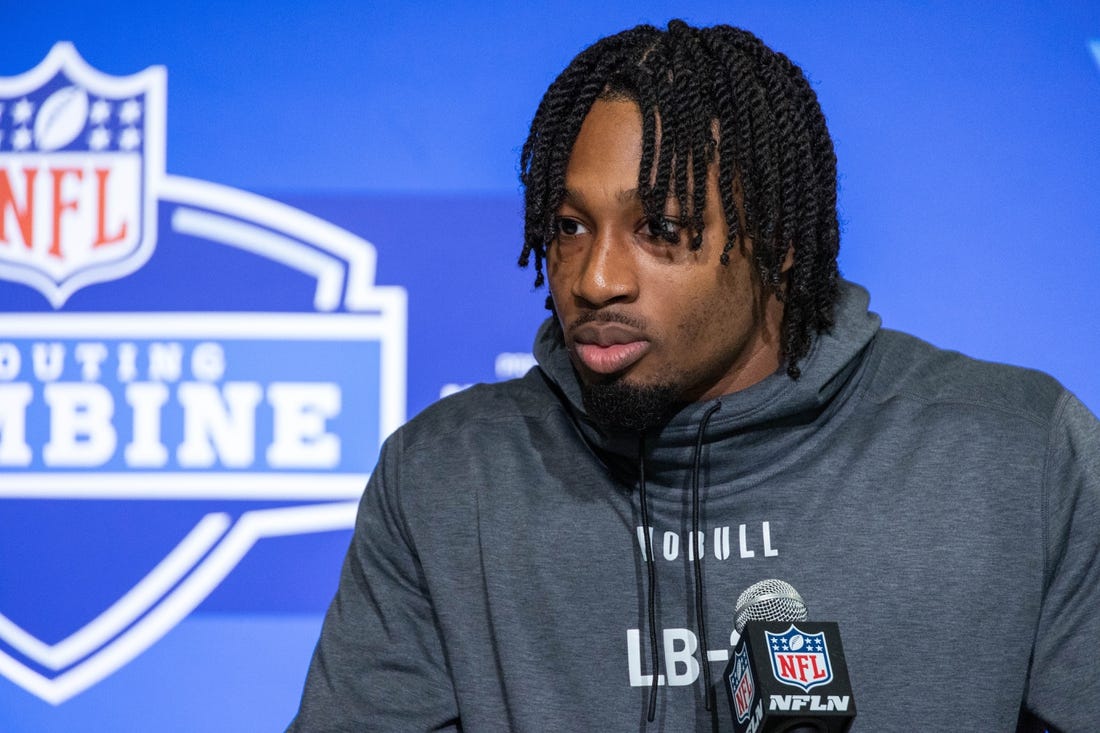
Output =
[
  {"x1": 555, "y1": 218, "x2": 589, "y2": 237},
  {"x1": 642, "y1": 217, "x2": 683, "y2": 243}
]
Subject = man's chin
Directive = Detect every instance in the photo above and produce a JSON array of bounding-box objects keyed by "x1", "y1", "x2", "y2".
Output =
[{"x1": 580, "y1": 379, "x2": 683, "y2": 433}]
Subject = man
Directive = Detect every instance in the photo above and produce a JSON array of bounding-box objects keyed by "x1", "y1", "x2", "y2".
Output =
[{"x1": 291, "y1": 21, "x2": 1099, "y2": 732}]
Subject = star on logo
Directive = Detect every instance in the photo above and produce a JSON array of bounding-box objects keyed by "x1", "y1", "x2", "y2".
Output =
[
  {"x1": 119, "y1": 126, "x2": 141, "y2": 150},
  {"x1": 119, "y1": 98, "x2": 142, "y2": 125},
  {"x1": 12, "y1": 98, "x2": 34, "y2": 125},
  {"x1": 88, "y1": 126, "x2": 111, "y2": 151},
  {"x1": 89, "y1": 98, "x2": 112, "y2": 125},
  {"x1": 11, "y1": 127, "x2": 32, "y2": 151}
]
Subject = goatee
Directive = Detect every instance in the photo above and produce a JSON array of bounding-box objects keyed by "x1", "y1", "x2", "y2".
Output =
[{"x1": 581, "y1": 380, "x2": 683, "y2": 433}]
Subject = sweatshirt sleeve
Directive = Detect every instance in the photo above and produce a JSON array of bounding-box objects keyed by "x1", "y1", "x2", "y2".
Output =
[
  {"x1": 1023, "y1": 392, "x2": 1100, "y2": 731},
  {"x1": 288, "y1": 431, "x2": 461, "y2": 732}
]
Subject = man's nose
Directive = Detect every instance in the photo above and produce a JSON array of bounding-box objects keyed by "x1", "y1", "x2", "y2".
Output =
[{"x1": 571, "y1": 231, "x2": 638, "y2": 307}]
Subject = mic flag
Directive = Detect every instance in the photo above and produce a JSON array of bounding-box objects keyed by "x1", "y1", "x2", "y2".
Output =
[
  {"x1": 726, "y1": 579, "x2": 856, "y2": 733},
  {"x1": 727, "y1": 621, "x2": 856, "y2": 733}
]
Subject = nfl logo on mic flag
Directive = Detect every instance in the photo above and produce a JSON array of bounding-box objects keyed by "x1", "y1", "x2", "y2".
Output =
[
  {"x1": 0, "y1": 44, "x2": 406, "y2": 705},
  {"x1": 766, "y1": 625, "x2": 833, "y2": 692},
  {"x1": 730, "y1": 643, "x2": 756, "y2": 724}
]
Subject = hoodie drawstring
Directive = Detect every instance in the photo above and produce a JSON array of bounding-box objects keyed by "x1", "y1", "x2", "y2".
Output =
[
  {"x1": 637, "y1": 433, "x2": 660, "y2": 722},
  {"x1": 692, "y1": 401, "x2": 721, "y2": 712},
  {"x1": 638, "y1": 400, "x2": 721, "y2": 722}
]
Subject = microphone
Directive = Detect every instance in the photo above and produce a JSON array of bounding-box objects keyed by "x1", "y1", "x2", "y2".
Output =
[{"x1": 724, "y1": 579, "x2": 856, "y2": 733}]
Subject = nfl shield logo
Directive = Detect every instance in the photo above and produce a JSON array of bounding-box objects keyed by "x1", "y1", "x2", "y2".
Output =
[
  {"x1": 0, "y1": 42, "x2": 163, "y2": 307},
  {"x1": 729, "y1": 643, "x2": 755, "y2": 724},
  {"x1": 766, "y1": 624, "x2": 833, "y2": 692}
]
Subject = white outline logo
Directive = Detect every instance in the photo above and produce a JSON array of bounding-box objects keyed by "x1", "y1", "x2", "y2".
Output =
[{"x1": 0, "y1": 45, "x2": 407, "y2": 704}]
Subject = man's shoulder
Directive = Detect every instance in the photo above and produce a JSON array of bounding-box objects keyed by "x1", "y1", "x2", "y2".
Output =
[
  {"x1": 396, "y1": 369, "x2": 565, "y2": 450},
  {"x1": 866, "y1": 328, "x2": 1066, "y2": 426}
]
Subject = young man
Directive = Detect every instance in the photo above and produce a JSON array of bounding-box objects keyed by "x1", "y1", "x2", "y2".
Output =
[{"x1": 291, "y1": 21, "x2": 1099, "y2": 732}]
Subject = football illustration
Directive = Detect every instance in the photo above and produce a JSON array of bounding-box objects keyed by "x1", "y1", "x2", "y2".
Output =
[{"x1": 34, "y1": 85, "x2": 89, "y2": 151}]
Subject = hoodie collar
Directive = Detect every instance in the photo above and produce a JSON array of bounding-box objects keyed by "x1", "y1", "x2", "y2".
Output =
[{"x1": 534, "y1": 280, "x2": 882, "y2": 488}]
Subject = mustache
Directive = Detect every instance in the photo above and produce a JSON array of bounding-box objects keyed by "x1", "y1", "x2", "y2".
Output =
[{"x1": 567, "y1": 310, "x2": 649, "y2": 333}]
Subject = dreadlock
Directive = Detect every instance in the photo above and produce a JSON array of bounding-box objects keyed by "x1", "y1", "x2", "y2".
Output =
[{"x1": 518, "y1": 20, "x2": 841, "y2": 378}]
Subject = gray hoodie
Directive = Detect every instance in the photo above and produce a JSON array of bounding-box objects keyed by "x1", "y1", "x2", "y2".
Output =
[{"x1": 291, "y1": 281, "x2": 1100, "y2": 732}]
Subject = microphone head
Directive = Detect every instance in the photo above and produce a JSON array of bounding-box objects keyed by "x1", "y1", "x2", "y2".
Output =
[{"x1": 734, "y1": 578, "x2": 808, "y2": 634}]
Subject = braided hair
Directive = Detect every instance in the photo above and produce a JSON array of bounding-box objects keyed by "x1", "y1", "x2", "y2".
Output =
[{"x1": 518, "y1": 20, "x2": 841, "y2": 378}]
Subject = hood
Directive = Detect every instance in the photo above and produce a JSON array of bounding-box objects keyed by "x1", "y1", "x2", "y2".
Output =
[{"x1": 533, "y1": 279, "x2": 882, "y2": 488}]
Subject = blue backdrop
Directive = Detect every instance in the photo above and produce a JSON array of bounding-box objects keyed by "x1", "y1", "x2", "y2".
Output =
[{"x1": 1, "y1": 2, "x2": 1098, "y2": 730}]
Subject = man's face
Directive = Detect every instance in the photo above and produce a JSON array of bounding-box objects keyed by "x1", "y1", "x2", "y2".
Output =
[{"x1": 547, "y1": 99, "x2": 785, "y2": 422}]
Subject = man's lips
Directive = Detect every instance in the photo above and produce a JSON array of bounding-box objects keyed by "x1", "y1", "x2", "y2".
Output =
[{"x1": 570, "y1": 322, "x2": 650, "y2": 375}]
